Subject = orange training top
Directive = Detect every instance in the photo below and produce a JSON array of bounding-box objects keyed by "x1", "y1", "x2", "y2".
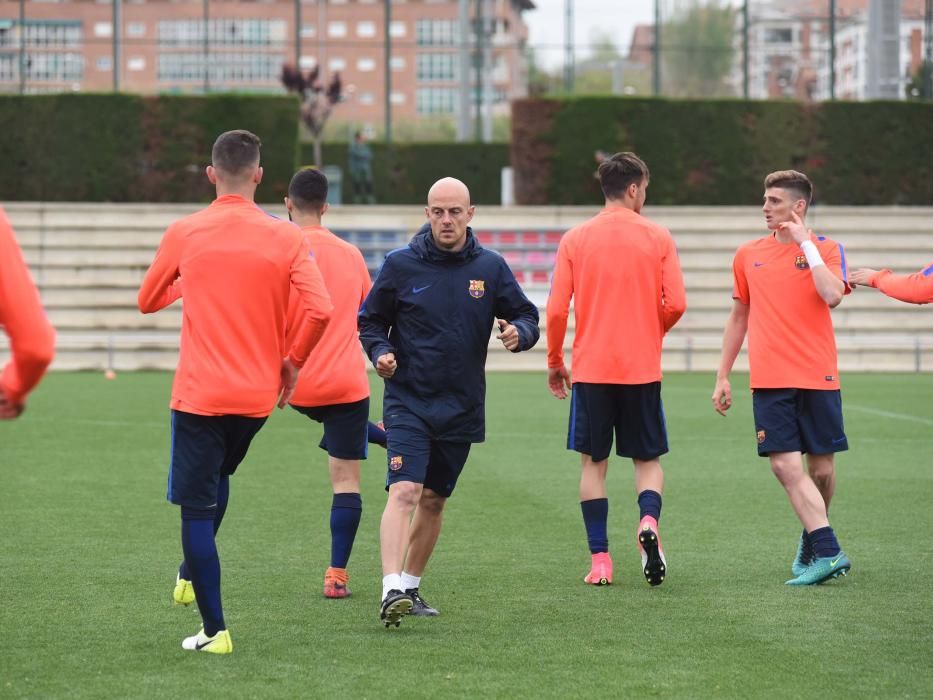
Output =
[
  {"x1": 287, "y1": 226, "x2": 371, "y2": 407},
  {"x1": 138, "y1": 195, "x2": 333, "y2": 417},
  {"x1": 0, "y1": 206, "x2": 56, "y2": 405},
  {"x1": 733, "y1": 232, "x2": 850, "y2": 390},
  {"x1": 868, "y1": 263, "x2": 933, "y2": 305},
  {"x1": 547, "y1": 206, "x2": 687, "y2": 384}
]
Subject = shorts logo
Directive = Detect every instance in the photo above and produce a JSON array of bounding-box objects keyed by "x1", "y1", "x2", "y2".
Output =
[
  {"x1": 795, "y1": 255, "x2": 809, "y2": 270},
  {"x1": 389, "y1": 455, "x2": 404, "y2": 471},
  {"x1": 468, "y1": 279, "x2": 485, "y2": 298},
  {"x1": 757, "y1": 429, "x2": 766, "y2": 444}
]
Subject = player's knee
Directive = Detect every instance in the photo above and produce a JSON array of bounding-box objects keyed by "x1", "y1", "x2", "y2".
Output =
[
  {"x1": 769, "y1": 454, "x2": 801, "y2": 484},
  {"x1": 388, "y1": 480, "x2": 422, "y2": 510},
  {"x1": 419, "y1": 488, "x2": 447, "y2": 515}
]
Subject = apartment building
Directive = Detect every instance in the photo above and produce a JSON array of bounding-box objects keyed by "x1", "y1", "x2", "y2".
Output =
[{"x1": 0, "y1": 0, "x2": 533, "y2": 122}]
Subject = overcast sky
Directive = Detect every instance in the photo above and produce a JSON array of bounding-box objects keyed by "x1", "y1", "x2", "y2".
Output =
[{"x1": 524, "y1": 0, "x2": 656, "y2": 68}]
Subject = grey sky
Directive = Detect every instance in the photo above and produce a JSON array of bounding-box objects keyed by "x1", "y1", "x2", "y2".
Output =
[{"x1": 524, "y1": 0, "x2": 655, "y2": 68}]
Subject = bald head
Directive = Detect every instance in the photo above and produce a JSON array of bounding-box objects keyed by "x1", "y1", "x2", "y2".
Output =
[
  {"x1": 425, "y1": 177, "x2": 475, "y2": 252},
  {"x1": 427, "y1": 177, "x2": 471, "y2": 207}
]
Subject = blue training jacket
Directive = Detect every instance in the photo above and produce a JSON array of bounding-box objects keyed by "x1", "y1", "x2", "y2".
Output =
[{"x1": 359, "y1": 224, "x2": 540, "y2": 442}]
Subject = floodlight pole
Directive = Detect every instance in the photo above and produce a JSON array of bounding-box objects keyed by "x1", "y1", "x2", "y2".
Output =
[
  {"x1": 18, "y1": 0, "x2": 25, "y2": 94},
  {"x1": 113, "y1": 0, "x2": 121, "y2": 91},
  {"x1": 384, "y1": 0, "x2": 392, "y2": 146},
  {"x1": 742, "y1": 1, "x2": 749, "y2": 98},
  {"x1": 653, "y1": 0, "x2": 661, "y2": 95},
  {"x1": 829, "y1": 0, "x2": 836, "y2": 100},
  {"x1": 294, "y1": 0, "x2": 301, "y2": 68}
]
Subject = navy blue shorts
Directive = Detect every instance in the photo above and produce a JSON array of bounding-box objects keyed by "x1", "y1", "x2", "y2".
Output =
[
  {"x1": 568, "y1": 382, "x2": 669, "y2": 462},
  {"x1": 167, "y1": 410, "x2": 267, "y2": 509},
  {"x1": 752, "y1": 389, "x2": 848, "y2": 456},
  {"x1": 385, "y1": 410, "x2": 471, "y2": 498},
  {"x1": 292, "y1": 398, "x2": 369, "y2": 460}
]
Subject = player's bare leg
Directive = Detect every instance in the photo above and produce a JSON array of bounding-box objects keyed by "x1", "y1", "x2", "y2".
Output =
[
  {"x1": 770, "y1": 451, "x2": 830, "y2": 532},
  {"x1": 806, "y1": 454, "x2": 836, "y2": 510},
  {"x1": 580, "y1": 455, "x2": 613, "y2": 584},
  {"x1": 634, "y1": 458, "x2": 666, "y2": 586},
  {"x1": 324, "y1": 457, "x2": 361, "y2": 599},
  {"x1": 401, "y1": 488, "x2": 445, "y2": 616},
  {"x1": 379, "y1": 481, "x2": 420, "y2": 626}
]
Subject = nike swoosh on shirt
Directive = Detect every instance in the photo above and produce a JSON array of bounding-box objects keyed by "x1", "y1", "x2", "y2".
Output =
[
  {"x1": 412, "y1": 285, "x2": 432, "y2": 294},
  {"x1": 753, "y1": 262, "x2": 765, "y2": 267}
]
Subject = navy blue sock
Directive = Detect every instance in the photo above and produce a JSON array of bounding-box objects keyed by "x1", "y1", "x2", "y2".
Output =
[
  {"x1": 181, "y1": 508, "x2": 225, "y2": 636},
  {"x1": 580, "y1": 498, "x2": 609, "y2": 554},
  {"x1": 330, "y1": 492, "x2": 363, "y2": 569},
  {"x1": 808, "y1": 526, "x2": 841, "y2": 558},
  {"x1": 637, "y1": 489, "x2": 662, "y2": 523},
  {"x1": 179, "y1": 476, "x2": 229, "y2": 581},
  {"x1": 801, "y1": 528, "x2": 813, "y2": 557},
  {"x1": 368, "y1": 421, "x2": 387, "y2": 447}
]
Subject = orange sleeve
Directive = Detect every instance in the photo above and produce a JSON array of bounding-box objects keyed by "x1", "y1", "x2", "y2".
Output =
[
  {"x1": 871, "y1": 263, "x2": 933, "y2": 305},
  {"x1": 732, "y1": 249, "x2": 749, "y2": 303},
  {"x1": 0, "y1": 210, "x2": 56, "y2": 405},
  {"x1": 660, "y1": 231, "x2": 686, "y2": 333},
  {"x1": 546, "y1": 235, "x2": 573, "y2": 368},
  {"x1": 285, "y1": 239, "x2": 333, "y2": 367},
  {"x1": 138, "y1": 224, "x2": 183, "y2": 313}
]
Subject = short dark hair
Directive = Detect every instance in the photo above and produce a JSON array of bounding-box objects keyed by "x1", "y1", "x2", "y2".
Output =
[
  {"x1": 211, "y1": 130, "x2": 261, "y2": 177},
  {"x1": 597, "y1": 152, "x2": 650, "y2": 200},
  {"x1": 288, "y1": 168, "x2": 329, "y2": 213},
  {"x1": 764, "y1": 169, "x2": 812, "y2": 207}
]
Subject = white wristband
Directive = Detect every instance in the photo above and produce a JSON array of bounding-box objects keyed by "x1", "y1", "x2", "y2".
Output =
[{"x1": 799, "y1": 240, "x2": 825, "y2": 269}]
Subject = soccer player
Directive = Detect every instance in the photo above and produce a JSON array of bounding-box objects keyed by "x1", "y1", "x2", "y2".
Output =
[
  {"x1": 283, "y1": 167, "x2": 386, "y2": 599},
  {"x1": 359, "y1": 177, "x2": 540, "y2": 627},
  {"x1": 0, "y1": 206, "x2": 55, "y2": 420},
  {"x1": 850, "y1": 263, "x2": 933, "y2": 304},
  {"x1": 546, "y1": 152, "x2": 686, "y2": 588},
  {"x1": 712, "y1": 169, "x2": 852, "y2": 586},
  {"x1": 138, "y1": 130, "x2": 333, "y2": 653}
]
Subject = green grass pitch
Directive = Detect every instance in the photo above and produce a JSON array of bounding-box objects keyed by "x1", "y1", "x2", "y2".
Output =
[{"x1": 1, "y1": 371, "x2": 931, "y2": 698}]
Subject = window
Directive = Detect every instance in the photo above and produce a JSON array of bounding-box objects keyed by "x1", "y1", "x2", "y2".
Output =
[
  {"x1": 127, "y1": 57, "x2": 145, "y2": 71},
  {"x1": 358, "y1": 91, "x2": 375, "y2": 104},
  {"x1": 158, "y1": 52, "x2": 284, "y2": 83},
  {"x1": 96, "y1": 55, "x2": 112, "y2": 71},
  {"x1": 329, "y1": 57, "x2": 346, "y2": 71},
  {"x1": 301, "y1": 23, "x2": 315, "y2": 38},
  {"x1": 416, "y1": 87, "x2": 456, "y2": 114},
  {"x1": 357, "y1": 22, "x2": 376, "y2": 39},
  {"x1": 357, "y1": 57, "x2": 376, "y2": 72},
  {"x1": 126, "y1": 22, "x2": 145, "y2": 38},
  {"x1": 389, "y1": 21, "x2": 406, "y2": 38},
  {"x1": 328, "y1": 22, "x2": 347, "y2": 38},
  {"x1": 299, "y1": 55, "x2": 317, "y2": 70},
  {"x1": 158, "y1": 19, "x2": 287, "y2": 47},
  {"x1": 765, "y1": 28, "x2": 793, "y2": 44},
  {"x1": 390, "y1": 56, "x2": 406, "y2": 71},
  {"x1": 390, "y1": 91, "x2": 405, "y2": 104},
  {"x1": 417, "y1": 52, "x2": 457, "y2": 81},
  {"x1": 416, "y1": 19, "x2": 455, "y2": 46},
  {"x1": 21, "y1": 52, "x2": 84, "y2": 81},
  {"x1": 94, "y1": 22, "x2": 113, "y2": 38}
]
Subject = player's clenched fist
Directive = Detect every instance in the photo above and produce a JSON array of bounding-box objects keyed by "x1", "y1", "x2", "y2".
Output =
[{"x1": 376, "y1": 352, "x2": 397, "y2": 378}]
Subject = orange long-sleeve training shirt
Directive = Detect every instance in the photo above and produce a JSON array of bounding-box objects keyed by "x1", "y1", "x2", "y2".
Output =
[
  {"x1": 867, "y1": 263, "x2": 933, "y2": 305},
  {"x1": 547, "y1": 206, "x2": 687, "y2": 385},
  {"x1": 0, "y1": 207, "x2": 56, "y2": 406},
  {"x1": 286, "y1": 226, "x2": 371, "y2": 407},
  {"x1": 138, "y1": 195, "x2": 333, "y2": 417}
]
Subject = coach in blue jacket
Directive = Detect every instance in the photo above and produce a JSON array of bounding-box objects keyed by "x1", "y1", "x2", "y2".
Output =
[{"x1": 360, "y1": 177, "x2": 540, "y2": 627}]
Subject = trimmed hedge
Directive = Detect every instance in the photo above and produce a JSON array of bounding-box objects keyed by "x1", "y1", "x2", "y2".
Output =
[
  {"x1": 0, "y1": 94, "x2": 299, "y2": 203},
  {"x1": 512, "y1": 97, "x2": 933, "y2": 205},
  {"x1": 301, "y1": 142, "x2": 510, "y2": 205}
]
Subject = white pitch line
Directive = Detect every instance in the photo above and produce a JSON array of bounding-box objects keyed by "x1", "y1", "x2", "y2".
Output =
[{"x1": 846, "y1": 405, "x2": 933, "y2": 427}]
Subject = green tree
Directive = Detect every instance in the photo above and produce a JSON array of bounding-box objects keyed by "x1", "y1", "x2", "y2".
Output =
[{"x1": 661, "y1": 0, "x2": 736, "y2": 98}]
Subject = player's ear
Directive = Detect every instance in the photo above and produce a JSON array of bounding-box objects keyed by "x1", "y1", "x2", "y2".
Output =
[
  {"x1": 206, "y1": 165, "x2": 217, "y2": 185},
  {"x1": 466, "y1": 205, "x2": 475, "y2": 222},
  {"x1": 254, "y1": 166, "x2": 264, "y2": 185},
  {"x1": 320, "y1": 202, "x2": 330, "y2": 216}
]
